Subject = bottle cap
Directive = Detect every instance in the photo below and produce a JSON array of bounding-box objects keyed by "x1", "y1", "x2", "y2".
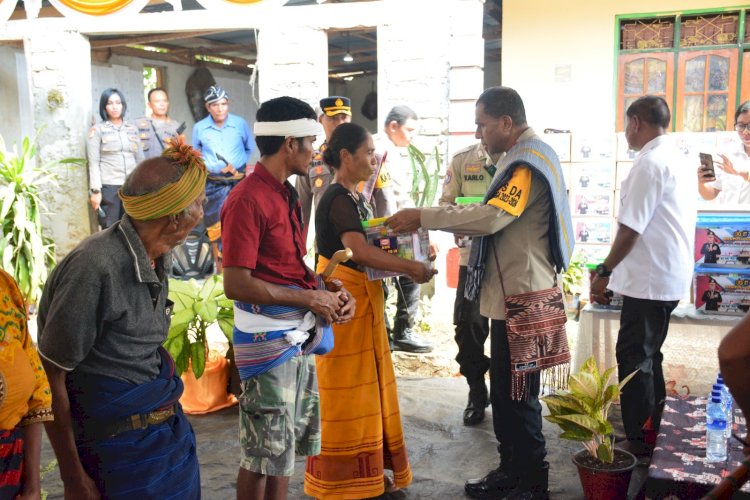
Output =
[
  {"x1": 712, "y1": 396, "x2": 722, "y2": 403},
  {"x1": 713, "y1": 384, "x2": 723, "y2": 391},
  {"x1": 711, "y1": 390, "x2": 721, "y2": 398},
  {"x1": 718, "y1": 374, "x2": 725, "y2": 383}
]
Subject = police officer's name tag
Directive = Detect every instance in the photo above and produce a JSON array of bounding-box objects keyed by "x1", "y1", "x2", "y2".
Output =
[{"x1": 487, "y1": 166, "x2": 531, "y2": 216}]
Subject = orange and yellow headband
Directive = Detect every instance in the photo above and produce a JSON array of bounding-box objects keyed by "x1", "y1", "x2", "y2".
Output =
[{"x1": 119, "y1": 138, "x2": 208, "y2": 220}]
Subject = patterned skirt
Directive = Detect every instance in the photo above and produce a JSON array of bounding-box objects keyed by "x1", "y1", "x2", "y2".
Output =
[
  {"x1": 304, "y1": 258, "x2": 412, "y2": 499},
  {"x1": 0, "y1": 427, "x2": 24, "y2": 499}
]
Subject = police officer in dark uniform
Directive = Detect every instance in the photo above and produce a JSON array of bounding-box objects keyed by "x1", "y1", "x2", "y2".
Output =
[
  {"x1": 296, "y1": 96, "x2": 352, "y2": 231},
  {"x1": 136, "y1": 88, "x2": 183, "y2": 159}
]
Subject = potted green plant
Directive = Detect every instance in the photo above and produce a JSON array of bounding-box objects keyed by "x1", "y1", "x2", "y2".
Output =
[
  {"x1": 0, "y1": 133, "x2": 82, "y2": 308},
  {"x1": 561, "y1": 250, "x2": 587, "y2": 319},
  {"x1": 164, "y1": 275, "x2": 236, "y2": 413},
  {"x1": 542, "y1": 356, "x2": 639, "y2": 500}
]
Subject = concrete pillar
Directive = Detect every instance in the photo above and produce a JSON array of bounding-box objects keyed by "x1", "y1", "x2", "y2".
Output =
[
  {"x1": 377, "y1": 0, "x2": 451, "y2": 154},
  {"x1": 23, "y1": 30, "x2": 92, "y2": 257},
  {"x1": 447, "y1": 0, "x2": 485, "y2": 155},
  {"x1": 257, "y1": 25, "x2": 328, "y2": 110}
]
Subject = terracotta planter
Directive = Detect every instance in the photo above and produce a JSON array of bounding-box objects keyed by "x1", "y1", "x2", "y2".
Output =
[
  {"x1": 180, "y1": 350, "x2": 238, "y2": 414},
  {"x1": 573, "y1": 449, "x2": 637, "y2": 500}
]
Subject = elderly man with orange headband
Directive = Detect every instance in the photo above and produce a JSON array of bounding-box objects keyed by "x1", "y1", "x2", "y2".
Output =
[{"x1": 37, "y1": 137, "x2": 205, "y2": 500}]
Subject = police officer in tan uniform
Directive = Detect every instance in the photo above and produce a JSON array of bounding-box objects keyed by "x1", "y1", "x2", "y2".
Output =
[
  {"x1": 136, "y1": 88, "x2": 182, "y2": 159},
  {"x1": 296, "y1": 96, "x2": 352, "y2": 231},
  {"x1": 87, "y1": 88, "x2": 143, "y2": 229},
  {"x1": 439, "y1": 142, "x2": 499, "y2": 426}
]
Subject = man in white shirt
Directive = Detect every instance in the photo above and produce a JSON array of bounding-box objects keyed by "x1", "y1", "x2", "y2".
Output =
[{"x1": 590, "y1": 95, "x2": 696, "y2": 458}]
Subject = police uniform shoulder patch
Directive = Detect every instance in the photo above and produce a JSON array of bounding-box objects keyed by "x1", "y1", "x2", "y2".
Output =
[
  {"x1": 443, "y1": 170, "x2": 453, "y2": 185},
  {"x1": 487, "y1": 166, "x2": 532, "y2": 216}
]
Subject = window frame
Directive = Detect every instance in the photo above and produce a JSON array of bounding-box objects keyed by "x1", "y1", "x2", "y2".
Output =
[{"x1": 615, "y1": 8, "x2": 749, "y2": 132}]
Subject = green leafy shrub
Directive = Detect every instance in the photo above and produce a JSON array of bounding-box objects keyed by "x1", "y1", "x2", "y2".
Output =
[
  {"x1": 163, "y1": 275, "x2": 234, "y2": 378},
  {"x1": 542, "y1": 356, "x2": 638, "y2": 464}
]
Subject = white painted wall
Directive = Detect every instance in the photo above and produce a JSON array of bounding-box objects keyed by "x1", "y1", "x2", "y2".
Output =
[
  {"x1": 502, "y1": 0, "x2": 750, "y2": 134},
  {"x1": 0, "y1": 45, "x2": 27, "y2": 148}
]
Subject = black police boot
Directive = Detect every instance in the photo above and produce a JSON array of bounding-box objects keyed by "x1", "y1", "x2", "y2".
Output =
[
  {"x1": 463, "y1": 381, "x2": 489, "y2": 426},
  {"x1": 504, "y1": 462, "x2": 549, "y2": 500},
  {"x1": 392, "y1": 328, "x2": 434, "y2": 353},
  {"x1": 464, "y1": 460, "x2": 518, "y2": 499}
]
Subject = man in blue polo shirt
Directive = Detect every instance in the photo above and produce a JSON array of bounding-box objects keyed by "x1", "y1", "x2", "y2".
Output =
[{"x1": 192, "y1": 85, "x2": 255, "y2": 272}]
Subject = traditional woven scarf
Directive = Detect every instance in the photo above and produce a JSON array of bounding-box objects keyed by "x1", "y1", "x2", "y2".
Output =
[
  {"x1": 119, "y1": 137, "x2": 208, "y2": 220},
  {"x1": 465, "y1": 137, "x2": 574, "y2": 301}
]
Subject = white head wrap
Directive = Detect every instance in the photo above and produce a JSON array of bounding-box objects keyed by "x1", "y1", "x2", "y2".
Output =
[{"x1": 253, "y1": 118, "x2": 324, "y2": 138}]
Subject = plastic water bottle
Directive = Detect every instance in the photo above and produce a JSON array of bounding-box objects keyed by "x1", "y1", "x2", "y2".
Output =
[
  {"x1": 717, "y1": 375, "x2": 733, "y2": 438},
  {"x1": 706, "y1": 394, "x2": 728, "y2": 462}
]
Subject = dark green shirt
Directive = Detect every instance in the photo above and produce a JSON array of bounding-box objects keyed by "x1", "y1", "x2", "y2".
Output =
[{"x1": 37, "y1": 216, "x2": 172, "y2": 384}]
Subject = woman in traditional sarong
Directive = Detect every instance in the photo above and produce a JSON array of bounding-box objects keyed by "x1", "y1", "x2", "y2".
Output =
[
  {"x1": 0, "y1": 268, "x2": 53, "y2": 499},
  {"x1": 304, "y1": 123, "x2": 436, "y2": 499}
]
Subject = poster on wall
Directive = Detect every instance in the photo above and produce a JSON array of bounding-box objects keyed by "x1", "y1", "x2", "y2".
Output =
[
  {"x1": 543, "y1": 133, "x2": 571, "y2": 162},
  {"x1": 672, "y1": 132, "x2": 718, "y2": 161},
  {"x1": 571, "y1": 133, "x2": 616, "y2": 162},
  {"x1": 571, "y1": 191, "x2": 612, "y2": 217},
  {"x1": 574, "y1": 218, "x2": 612, "y2": 245},
  {"x1": 573, "y1": 244, "x2": 610, "y2": 264},
  {"x1": 571, "y1": 163, "x2": 615, "y2": 190}
]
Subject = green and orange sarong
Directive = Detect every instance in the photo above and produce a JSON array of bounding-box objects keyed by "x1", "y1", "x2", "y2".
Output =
[{"x1": 304, "y1": 257, "x2": 412, "y2": 499}]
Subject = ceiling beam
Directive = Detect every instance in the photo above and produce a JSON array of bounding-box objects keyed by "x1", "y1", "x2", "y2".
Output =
[
  {"x1": 89, "y1": 30, "x2": 227, "y2": 49},
  {"x1": 106, "y1": 45, "x2": 252, "y2": 74}
]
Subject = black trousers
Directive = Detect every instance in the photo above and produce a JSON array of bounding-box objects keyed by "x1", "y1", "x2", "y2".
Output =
[
  {"x1": 393, "y1": 275, "x2": 420, "y2": 335},
  {"x1": 99, "y1": 184, "x2": 124, "y2": 229},
  {"x1": 490, "y1": 320, "x2": 546, "y2": 471},
  {"x1": 616, "y1": 295, "x2": 678, "y2": 441},
  {"x1": 454, "y1": 266, "x2": 490, "y2": 384}
]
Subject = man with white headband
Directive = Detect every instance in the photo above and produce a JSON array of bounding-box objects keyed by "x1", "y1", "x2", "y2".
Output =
[
  {"x1": 221, "y1": 96, "x2": 356, "y2": 499},
  {"x1": 192, "y1": 84, "x2": 255, "y2": 273}
]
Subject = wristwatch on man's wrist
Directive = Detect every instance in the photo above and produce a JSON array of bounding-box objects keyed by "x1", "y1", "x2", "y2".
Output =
[
  {"x1": 89, "y1": 188, "x2": 101, "y2": 195},
  {"x1": 595, "y1": 263, "x2": 612, "y2": 278}
]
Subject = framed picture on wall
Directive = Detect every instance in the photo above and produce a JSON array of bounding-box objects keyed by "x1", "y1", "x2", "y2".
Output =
[
  {"x1": 571, "y1": 133, "x2": 616, "y2": 162},
  {"x1": 543, "y1": 132, "x2": 572, "y2": 162},
  {"x1": 571, "y1": 190, "x2": 613, "y2": 217},
  {"x1": 574, "y1": 218, "x2": 612, "y2": 245},
  {"x1": 571, "y1": 162, "x2": 615, "y2": 190}
]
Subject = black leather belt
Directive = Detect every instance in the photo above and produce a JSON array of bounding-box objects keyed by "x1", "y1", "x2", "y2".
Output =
[{"x1": 87, "y1": 403, "x2": 178, "y2": 440}]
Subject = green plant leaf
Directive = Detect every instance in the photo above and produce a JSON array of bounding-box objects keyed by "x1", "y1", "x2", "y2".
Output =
[
  {"x1": 199, "y1": 275, "x2": 220, "y2": 301},
  {"x1": 559, "y1": 429, "x2": 594, "y2": 442},
  {"x1": 619, "y1": 367, "x2": 639, "y2": 391},
  {"x1": 191, "y1": 342, "x2": 206, "y2": 379},
  {"x1": 568, "y1": 371, "x2": 599, "y2": 401},
  {"x1": 549, "y1": 413, "x2": 601, "y2": 435},
  {"x1": 195, "y1": 299, "x2": 218, "y2": 323},
  {"x1": 217, "y1": 309, "x2": 234, "y2": 344},
  {"x1": 168, "y1": 308, "x2": 194, "y2": 337},
  {"x1": 596, "y1": 441, "x2": 614, "y2": 463},
  {"x1": 163, "y1": 330, "x2": 186, "y2": 366}
]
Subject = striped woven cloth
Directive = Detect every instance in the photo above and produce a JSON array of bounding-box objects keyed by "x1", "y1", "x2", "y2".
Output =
[{"x1": 233, "y1": 281, "x2": 333, "y2": 380}]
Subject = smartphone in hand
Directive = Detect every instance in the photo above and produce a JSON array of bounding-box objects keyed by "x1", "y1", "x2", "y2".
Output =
[{"x1": 700, "y1": 152, "x2": 716, "y2": 181}]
